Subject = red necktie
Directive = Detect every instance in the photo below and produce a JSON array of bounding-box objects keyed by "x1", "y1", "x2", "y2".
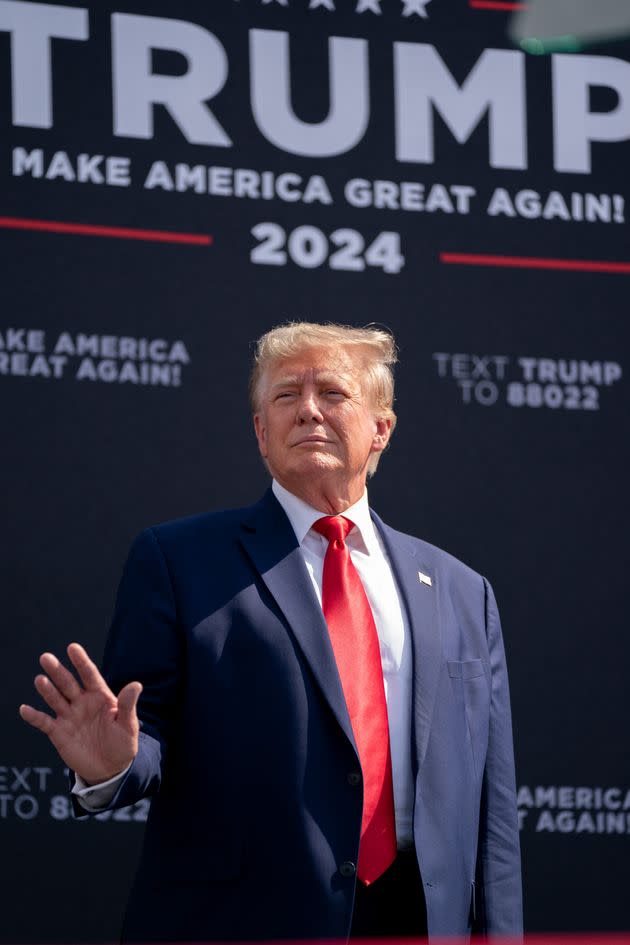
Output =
[{"x1": 312, "y1": 515, "x2": 396, "y2": 885}]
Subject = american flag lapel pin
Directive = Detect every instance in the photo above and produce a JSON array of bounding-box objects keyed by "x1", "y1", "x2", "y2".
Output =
[{"x1": 418, "y1": 571, "x2": 433, "y2": 587}]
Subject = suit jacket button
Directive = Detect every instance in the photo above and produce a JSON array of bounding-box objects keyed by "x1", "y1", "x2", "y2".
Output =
[
  {"x1": 340, "y1": 861, "x2": 356, "y2": 878},
  {"x1": 347, "y1": 772, "x2": 361, "y2": 786}
]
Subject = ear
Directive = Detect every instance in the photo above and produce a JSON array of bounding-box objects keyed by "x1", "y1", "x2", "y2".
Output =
[
  {"x1": 371, "y1": 416, "x2": 392, "y2": 454},
  {"x1": 254, "y1": 412, "x2": 268, "y2": 458}
]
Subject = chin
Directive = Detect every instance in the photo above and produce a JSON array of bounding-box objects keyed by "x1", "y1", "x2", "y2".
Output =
[{"x1": 293, "y1": 455, "x2": 340, "y2": 476}]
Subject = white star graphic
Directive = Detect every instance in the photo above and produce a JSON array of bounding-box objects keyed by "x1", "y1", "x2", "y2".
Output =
[
  {"x1": 356, "y1": 0, "x2": 382, "y2": 13},
  {"x1": 261, "y1": 0, "x2": 288, "y2": 6},
  {"x1": 309, "y1": 0, "x2": 335, "y2": 8},
  {"x1": 401, "y1": 0, "x2": 431, "y2": 15}
]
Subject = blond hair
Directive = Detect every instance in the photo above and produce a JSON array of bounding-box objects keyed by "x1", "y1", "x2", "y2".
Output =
[{"x1": 250, "y1": 321, "x2": 398, "y2": 475}]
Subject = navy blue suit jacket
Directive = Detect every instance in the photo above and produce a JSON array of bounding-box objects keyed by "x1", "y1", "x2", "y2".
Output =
[{"x1": 91, "y1": 489, "x2": 522, "y2": 941}]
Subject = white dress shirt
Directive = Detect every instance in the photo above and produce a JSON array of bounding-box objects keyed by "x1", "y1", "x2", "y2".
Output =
[{"x1": 75, "y1": 482, "x2": 415, "y2": 848}]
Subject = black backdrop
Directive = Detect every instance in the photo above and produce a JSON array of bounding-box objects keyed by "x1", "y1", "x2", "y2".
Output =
[{"x1": 1, "y1": 0, "x2": 629, "y2": 940}]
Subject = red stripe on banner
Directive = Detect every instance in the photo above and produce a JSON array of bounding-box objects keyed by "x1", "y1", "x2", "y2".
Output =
[
  {"x1": 440, "y1": 252, "x2": 630, "y2": 274},
  {"x1": 0, "y1": 216, "x2": 212, "y2": 246},
  {"x1": 12, "y1": 936, "x2": 630, "y2": 945},
  {"x1": 469, "y1": 1, "x2": 527, "y2": 10}
]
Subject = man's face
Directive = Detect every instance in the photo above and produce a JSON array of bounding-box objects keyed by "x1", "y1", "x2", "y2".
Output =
[{"x1": 253, "y1": 346, "x2": 391, "y2": 501}]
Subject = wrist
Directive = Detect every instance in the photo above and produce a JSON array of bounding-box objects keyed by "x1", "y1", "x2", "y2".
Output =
[{"x1": 78, "y1": 762, "x2": 132, "y2": 787}]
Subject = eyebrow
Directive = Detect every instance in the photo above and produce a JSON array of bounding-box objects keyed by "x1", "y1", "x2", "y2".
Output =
[
  {"x1": 270, "y1": 375, "x2": 300, "y2": 389},
  {"x1": 270, "y1": 373, "x2": 353, "y2": 391}
]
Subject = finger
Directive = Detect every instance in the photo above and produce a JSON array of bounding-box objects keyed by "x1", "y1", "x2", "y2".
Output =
[
  {"x1": 34, "y1": 674, "x2": 70, "y2": 716},
  {"x1": 117, "y1": 682, "x2": 142, "y2": 730},
  {"x1": 19, "y1": 703, "x2": 55, "y2": 735},
  {"x1": 67, "y1": 642, "x2": 108, "y2": 693},
  {"x1": 39, "y1": 652, "x2": 82, "y2": 701}
]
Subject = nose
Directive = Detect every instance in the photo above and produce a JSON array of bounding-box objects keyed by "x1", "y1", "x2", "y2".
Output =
[{"x1": 296, "y1": 391, "x2": 324, "y2": 424}]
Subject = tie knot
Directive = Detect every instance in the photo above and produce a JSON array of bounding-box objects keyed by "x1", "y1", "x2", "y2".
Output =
[{"x1": 312, "y1": 515, "x2": 353, "y2": 544}]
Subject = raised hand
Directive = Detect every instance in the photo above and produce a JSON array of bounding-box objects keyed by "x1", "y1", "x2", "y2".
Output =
[{"x1": 19, "y1": 642, "x2": 142, "y2": 786}]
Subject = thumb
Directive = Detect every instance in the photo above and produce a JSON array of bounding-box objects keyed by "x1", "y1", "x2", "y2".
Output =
[{"x1": 117, "y1": 681, "x2": 142, "y2": 730}]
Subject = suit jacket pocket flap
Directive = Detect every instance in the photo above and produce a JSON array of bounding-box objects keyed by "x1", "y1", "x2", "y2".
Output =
[{"x1": 448, "y1": 658, "x2": 485, "y2": 680}]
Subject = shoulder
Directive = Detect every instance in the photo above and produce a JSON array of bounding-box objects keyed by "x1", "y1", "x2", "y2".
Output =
[
  {"x1": 372, "y1": 511, "x2": 488, "y2": 596},
  {"x1": 152, "y1": 506, "x2": 248, "y2": 543},
  {"x1": 376, "y1": 516, "x2": 497, "y2": 628},
  {"x1": 128, "y1": 499, "x2": 262, "y2": 563}
]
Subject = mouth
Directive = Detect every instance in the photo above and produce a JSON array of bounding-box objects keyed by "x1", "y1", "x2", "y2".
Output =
[{"x1": 292, "y1": 436, "x2": 332, "y2": 447}]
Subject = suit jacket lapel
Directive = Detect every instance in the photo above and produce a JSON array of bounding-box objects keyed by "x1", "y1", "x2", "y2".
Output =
[
  {"x1": 371, "y1": 511, "x2": 442, "y2": 771},
  {"x1": 238, "y1": 489, "x2": 357, "y2": 752}
]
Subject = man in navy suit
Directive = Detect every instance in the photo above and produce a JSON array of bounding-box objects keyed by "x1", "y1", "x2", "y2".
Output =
[{"x1": 21, "y1": 322, "x2": 522, "y2": 941}]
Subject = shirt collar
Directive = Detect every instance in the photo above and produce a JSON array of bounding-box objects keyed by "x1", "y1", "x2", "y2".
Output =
[{"x1": 272, "y1": 479, "x2": 377, "y2": 554}]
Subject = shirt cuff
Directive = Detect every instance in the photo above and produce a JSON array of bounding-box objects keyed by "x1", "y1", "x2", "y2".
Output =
[{"x1": 71, "y1": 763, "x2": 132, "y2": 811}]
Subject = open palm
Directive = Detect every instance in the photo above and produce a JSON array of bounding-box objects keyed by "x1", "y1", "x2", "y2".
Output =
[{"x1": 19, "y1": 642, "x2": 141, "y2": 785}]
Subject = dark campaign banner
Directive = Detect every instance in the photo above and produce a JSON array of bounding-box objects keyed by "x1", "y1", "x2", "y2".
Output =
[{"x1": 1, "y1": 0, "x2": 629, "y2": 940}]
